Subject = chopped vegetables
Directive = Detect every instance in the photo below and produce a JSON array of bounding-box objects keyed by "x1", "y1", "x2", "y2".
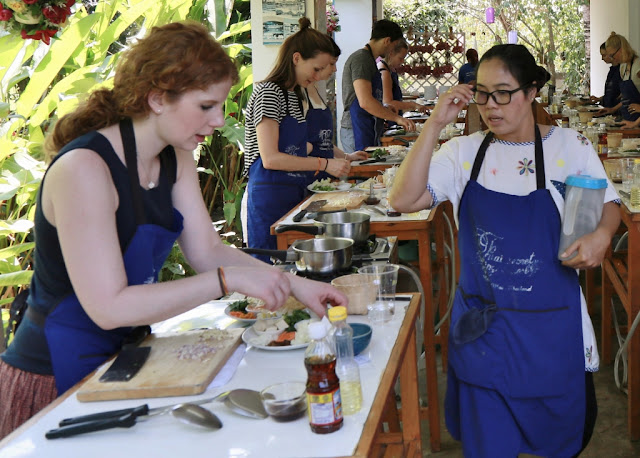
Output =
[
  {"x1": 283, "y1": 310, "x2": 311, "y2": 332},
  {"x1": 370, "y1": 148, "x2": 389, "y2": 159},
  {"x1": 229, "y1": 299, "x2": 250, "y2": 313}
]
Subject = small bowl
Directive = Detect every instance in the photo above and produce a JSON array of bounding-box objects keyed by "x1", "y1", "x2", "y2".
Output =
[
  {"x1": 260, "y1": 382, "x2": 307, "y2": 422},
  {"x1": 336, "y1": 182, "x2": 353, "y2": 191},
  {"x1": 350, "y1": 323, "x2": 373, "y2": 355}
]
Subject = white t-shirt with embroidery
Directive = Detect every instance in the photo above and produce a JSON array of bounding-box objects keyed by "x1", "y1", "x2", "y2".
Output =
[{"x1": 428, "y1": 126, "x2": 620, "y2": 371}]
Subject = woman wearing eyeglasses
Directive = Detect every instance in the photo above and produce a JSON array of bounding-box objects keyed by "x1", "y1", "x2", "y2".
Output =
[
  {"x1": 597, "y1": 33, "x2": 640, "y2": 126},
  {"x1": 391, "y1": 44, "x2": 620, "y2": 457}
]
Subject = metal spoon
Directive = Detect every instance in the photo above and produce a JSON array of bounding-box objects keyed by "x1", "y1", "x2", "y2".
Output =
[{"x1": 171, "y1": 403, "x2": 223, "y2": 430}]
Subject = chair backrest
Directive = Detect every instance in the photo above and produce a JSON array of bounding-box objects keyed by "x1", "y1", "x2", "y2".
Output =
[{"x1": 464, "y1": 103, "x2": 486, "y2": 135}]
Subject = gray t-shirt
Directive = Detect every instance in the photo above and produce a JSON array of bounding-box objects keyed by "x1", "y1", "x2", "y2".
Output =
[{"x1": 341, "y1": 47, "x2": 379, "y2": 128}]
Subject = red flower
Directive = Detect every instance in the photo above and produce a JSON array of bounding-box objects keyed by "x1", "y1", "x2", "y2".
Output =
[
  {"x1": 66, "y1": 0, "x2": 76, "y2": 6},
  {"x1": 23, "y1": 0, "x2": 39, "y2": 4},
  {"x1": 42, "y1": 5, "x2": 68, "y2": 24},
  {"x1": 0, "y1": 8, "x2": 13, "y2": 21},
  {"x1": 21, "y1": 28, "x2": 57, "y2": 45}
]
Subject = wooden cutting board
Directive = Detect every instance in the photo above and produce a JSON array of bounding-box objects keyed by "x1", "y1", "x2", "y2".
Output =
[
  {"x1": 307, "y1": 191, "x2": 367, "y2": 212},
  {"x1": 77, "y1": 328, "x2": 244, "y2": 402}
]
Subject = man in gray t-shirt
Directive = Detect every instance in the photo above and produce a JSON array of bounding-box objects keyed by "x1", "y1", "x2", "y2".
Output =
[{"x1": 340, "y1": 19, "x2": 415, "y2": 152}]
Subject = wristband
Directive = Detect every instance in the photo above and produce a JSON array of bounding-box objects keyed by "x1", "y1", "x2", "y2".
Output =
[
  {"x1": 217, "y1": 266, "x2": 229, "y2": 296},
  {"x1": 323, "y1": 159, "x2": 329, "y2": 171},
  {"x1": 314, "y1": 157, "x2": 322, "y2": 176}
]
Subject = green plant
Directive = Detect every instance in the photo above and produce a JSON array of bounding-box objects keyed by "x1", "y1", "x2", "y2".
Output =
[{"x1": 0, "y1": 0, "x2": 252, "y2": 297}]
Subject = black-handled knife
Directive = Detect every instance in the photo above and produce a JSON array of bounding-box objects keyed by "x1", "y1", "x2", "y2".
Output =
[
  {"x1": 360, "y1": 157, "x2": 387, "y2": 165},
  {"x1": 46, "y1": 413, "x2": 137, "y2": 439},
  {"x1": 58, "y1": 405, "x2": 150, "y2": 427}
]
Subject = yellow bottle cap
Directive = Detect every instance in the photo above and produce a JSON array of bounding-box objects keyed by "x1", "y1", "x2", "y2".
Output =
[{"x1": 328, "y1": 306, "x2": 347, "y2": 322}]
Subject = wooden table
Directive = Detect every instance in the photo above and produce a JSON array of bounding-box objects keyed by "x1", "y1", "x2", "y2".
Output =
[
  {"x1": 349, "y1": 160, "x2": 398, "y2": 178},
  {"x1": 601, "y1": 199, "x2": 640, "y2": 440},
  {"x1": 271, "y1": 199, "x2": 456, "y2": 452},
  {"x1": 0, "y1": 295, "x2": 424, "y2": 457}
]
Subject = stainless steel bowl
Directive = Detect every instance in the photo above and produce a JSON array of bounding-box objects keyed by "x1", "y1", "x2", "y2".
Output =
[{"x1": 313, "y1": 211, "x2": 371, "y2": 243}]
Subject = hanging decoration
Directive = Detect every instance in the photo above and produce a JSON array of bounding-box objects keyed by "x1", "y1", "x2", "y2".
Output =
[
  {"x1": 0, "y1": 0, "x2": 76, "y2": 45},
  {"x1": 485, "y1": 7, "x2": 495, "y2": 24},
  {"x1": 508, "y1": 30, "x2": 518, "y2": 44},
  {"x1": 326, "y1": 4, "x2": 340, "y2": 34}
]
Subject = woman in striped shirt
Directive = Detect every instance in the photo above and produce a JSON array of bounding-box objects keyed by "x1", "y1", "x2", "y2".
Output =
[{"x1": 243, "y1": 18, "x2": 350, "y2": 260}]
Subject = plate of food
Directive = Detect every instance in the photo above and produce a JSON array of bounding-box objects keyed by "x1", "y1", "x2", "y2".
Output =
[
  {"x1": 224, "y1": 298, "x2": 280, "y2": 323},
  {"x1": 242, "y1": 310, "x2": 314, "y2": 350},
  {"x1": 307, "y1": 178, "x2": 359, "y2": 193}
]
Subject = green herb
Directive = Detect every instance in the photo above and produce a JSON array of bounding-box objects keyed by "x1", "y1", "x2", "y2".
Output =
[
  {"x1": 312, "y1": 184, "x2": 336, "y2": 191},
  {"x1": 229, "y1": 299, "x2": 249, "y2": 313},
  {"x1": 371, "y1": 148, "x2": 389, "y2": 159},
  {"x1": 283, "y1": 310, "x2": 311, "y2": 332}
]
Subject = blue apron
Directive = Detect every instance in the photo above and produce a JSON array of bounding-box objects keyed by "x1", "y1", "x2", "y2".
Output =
[
  {"x1": 247, "y1": 87, "x2": 308, "y2": 262},
  {"x1": 603, "y1": 65, "x2": 621, "y2": 109},
  {"x1": 619, "y1": 58, "x2": 640, "y2": 121},
  {"x1": 445, "y1": 127, "x2": 585, "y2": 457},
  {"x1": 43, "y1": 119, "x2": 183, "y2": 394},
  {"x1": 306, "y1": 87, "x2": 334, "y2": 182},
  {"x1": 350, "y1": 44, "x2": 385, "y2": 151}
]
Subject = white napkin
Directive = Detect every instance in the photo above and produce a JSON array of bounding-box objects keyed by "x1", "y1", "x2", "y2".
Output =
[{"x1": 207, "y1": 343, "x2": 247, "y2": 389}]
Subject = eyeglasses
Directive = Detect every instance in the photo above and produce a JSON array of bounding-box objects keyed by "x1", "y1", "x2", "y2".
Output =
[
  {"x1": 607, "y1": 47, "x2": 621, "y2": 60},
  {"x1": 472, "y1": 85, "x2": 530, "y2": 105}
]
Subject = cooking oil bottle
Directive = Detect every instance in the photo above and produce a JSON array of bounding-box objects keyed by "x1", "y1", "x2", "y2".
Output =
[
  {"x1": 631, "y1": 159, "x2": 640, "y2": 209},
  {"x1": 328, "y1": 306, "x2": 363, "y2": 415},
  {"x1": 305, "y1": 321, "x2": 343, "y2": 433}
]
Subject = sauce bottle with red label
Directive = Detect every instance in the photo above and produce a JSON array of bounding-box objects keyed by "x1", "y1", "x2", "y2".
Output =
[{"x1": 305, "y1": 321, "x2": 343, "y2": 433}]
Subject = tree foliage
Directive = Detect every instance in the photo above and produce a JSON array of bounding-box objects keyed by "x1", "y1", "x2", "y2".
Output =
[{"x1": 384, "y1": 0, "x2": 589, "y2": 93}]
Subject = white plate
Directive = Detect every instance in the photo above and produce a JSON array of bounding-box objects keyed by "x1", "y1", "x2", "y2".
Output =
[
  {"x1": 224, "y1": 305, "x2": 258, "y2": 324},
  {"x1": 242, "y1": 327, "x2": 309, "y2": 351},
  {"x1": 306, "y1": 183, "x2": 363, "y2": 194}
]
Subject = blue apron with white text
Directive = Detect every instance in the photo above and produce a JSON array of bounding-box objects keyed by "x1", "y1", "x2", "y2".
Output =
[
  {"x1": 247, "y1": 87, "x2": 308, "y2": 262},
  {"x1": 43, "y1": 119, "x2": 183, "y2": 394},
  {"x1": 349, "y1": 44, "x2": 385, "y2": 151},
  {"x1": 306, "y1": 87, "x2": 334, "y2": 182},
  {"x1": 445, "y1": 128, "x2": 585, "y2": 457},
  {"x1": 619, "y1": 58, "x2": 640, "y2": 121}
]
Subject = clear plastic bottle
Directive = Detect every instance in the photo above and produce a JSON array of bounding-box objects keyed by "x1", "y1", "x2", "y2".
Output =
[
  {"x1": 631, "y1": 159, "x2": 640, "y2": 209},
  {"x1": 328, "y1": 306, "x2": 363, "y2": 415},
  {"x1": 305, "y1": 321, "x2": 343, "y2": 433}
]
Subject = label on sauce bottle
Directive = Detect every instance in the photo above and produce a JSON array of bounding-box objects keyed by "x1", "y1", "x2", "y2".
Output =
[{"x1": 307, "y1": 388, "x2": 342, "y2": 427}]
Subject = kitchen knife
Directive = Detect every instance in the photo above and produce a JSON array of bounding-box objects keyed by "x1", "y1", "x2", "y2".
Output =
[
  {"x1": 360, "y1": 157, "x2": 387, "y2": 165},
  {"x1": 98, "y1": 325, "x2": 152, "y2": 383},
  {"x1": 57, "y1": 393, "x2": 229, "y2": 426},
  {"x1": 304, "y1": 208, "x2": 347, "y2": 220},
  {"x1": 292, "y1": 199, "x2": 327, "y2": 222}
]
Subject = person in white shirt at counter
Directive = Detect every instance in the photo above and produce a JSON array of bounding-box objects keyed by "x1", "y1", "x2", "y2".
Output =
[
  {"x1": 0, "y1": 21, "x2": 347, "y2": 441},
  {"x1": 306, "y1": 36, "x2": 368, "y2": 182},
  {"x1": 390, "y1": 43, "x2": 620, "y2": 458}
]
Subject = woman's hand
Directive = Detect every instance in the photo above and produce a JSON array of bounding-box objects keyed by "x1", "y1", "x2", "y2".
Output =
[
  {"x1": 596, "y1": 107, "x2": 612, "y2": 117},
  {"x1": 287, "y1": 275, "x2": 348, "y2": 317},
  {"x1": 560, "y1": 228, "x2": 614, "y2": 270},
  {"x1": 628, "y1": 103, "x2": 640, "y2": 117},
  {"x1": 429, "y1": 84, "x2": 474, "y2": 130},
  {"x1": 621, "y1": 119, "x2": 639, "y2": 129},
  {"x1": 225, "y1": 266, "x2": 292, "y2": 310},
  {"x1": 346, "y1": 150, "x2": 369, "y2": 162},
  {"x1": 410, "y1": 102, "x2": 429, "y2": 113},
  {"x1": 326, "y1": 158, "x2": 350, "y2": 177}
]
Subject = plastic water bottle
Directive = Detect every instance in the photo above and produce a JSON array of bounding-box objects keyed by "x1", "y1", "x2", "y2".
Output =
[
  {"x1": 305, "y1": 321, "x2": 343, "y2": 433},
  {"x1": 598, "y1": 123, "x2": 608, "y2": 157},
  {"x1": 631, "y1": 159, "x2": 640, "y2": 209},
  {"x1": 585, "y1": 122, "x2": 598, "y2": 151},
  {"x1": 328, "y1": 306, "x2": 363, "y2": 415}
]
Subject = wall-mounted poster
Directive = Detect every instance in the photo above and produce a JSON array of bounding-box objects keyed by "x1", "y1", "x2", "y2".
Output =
[{"x1": 262, "y1": 0, "x2": 306, "y2": 45}]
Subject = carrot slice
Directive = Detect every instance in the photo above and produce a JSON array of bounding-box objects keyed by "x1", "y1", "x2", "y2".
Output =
[{"x1": 275, "y1": 331, "x2": 296, "y2": 343}]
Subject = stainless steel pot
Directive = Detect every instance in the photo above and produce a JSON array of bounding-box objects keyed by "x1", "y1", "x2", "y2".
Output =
[
  {"x1": 291, "y1": 237, "x2": 353, "y2": 274},
  {"x1": 275, "y1": 211, "x2": 370, "y2": 243},
  {"x1": 240, "y1": 237, "x2": 353, "y2": 275}
]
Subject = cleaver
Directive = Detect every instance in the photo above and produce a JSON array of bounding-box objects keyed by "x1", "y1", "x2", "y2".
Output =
[
  {"x1": 99, "y1": 325, "x2": 152, "y2": 383},
  {"x1": 292, "y1": 199, "x2": 327, "y2": 222}
]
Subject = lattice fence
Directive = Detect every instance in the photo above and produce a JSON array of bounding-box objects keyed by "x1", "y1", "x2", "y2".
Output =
[{"x1": 398, "y1": 28, "x2": 466, "y2": 97}]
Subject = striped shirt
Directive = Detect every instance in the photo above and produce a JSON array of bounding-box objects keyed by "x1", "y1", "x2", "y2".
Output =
[{"x1": 243, "y1": 81, "x2": 307, "y2": 175}]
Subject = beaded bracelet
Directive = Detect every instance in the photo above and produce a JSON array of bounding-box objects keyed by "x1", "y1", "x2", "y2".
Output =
[{"x1": 217, "y1": 266, "x2": 229, "y2": 296}]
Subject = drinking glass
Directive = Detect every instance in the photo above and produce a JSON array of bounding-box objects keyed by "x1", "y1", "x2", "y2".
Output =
[{"x1": 357, "y1": 264, "x2": 400, "y2": 324}]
